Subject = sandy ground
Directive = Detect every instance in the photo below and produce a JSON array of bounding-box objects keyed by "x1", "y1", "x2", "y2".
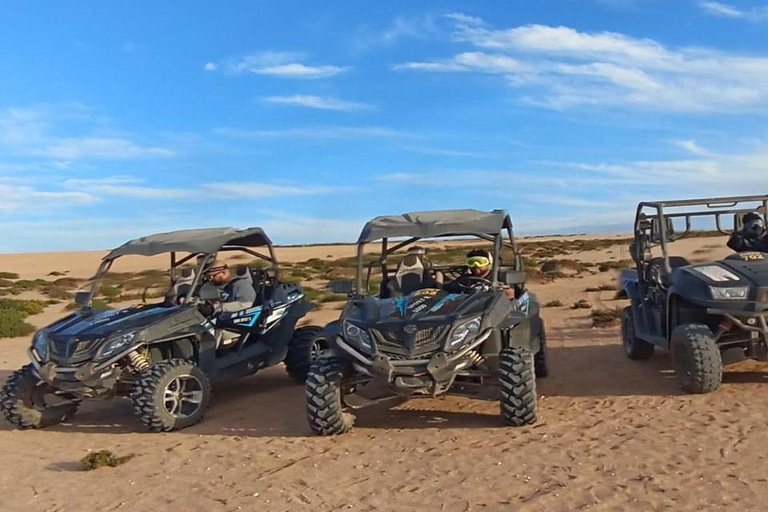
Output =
[{"x1": 2, "y1": 235, "x2": 768, "y2": 511}]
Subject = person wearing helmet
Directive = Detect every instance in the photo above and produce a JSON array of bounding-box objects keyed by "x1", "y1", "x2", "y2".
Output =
[
  {"x1": 443, "y1": 249, "x2": 515, "y2": 298},
  {"x1": 727, "y1": 213, "x2": 768, "y2": 253}
]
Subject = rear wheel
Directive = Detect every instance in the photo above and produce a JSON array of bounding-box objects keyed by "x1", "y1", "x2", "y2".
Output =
[
  {"x1": 0, "y1": 365, "x2": 79, "y2": 429},
  {"x1": 499, "y1": 347, "x2": 537, "y2": 426},
  {"x1": 131, "y1": 359, "x2": 211, "y2": 432},
  {"x1": 284, "y1": 326, "x2": 324, "y2": 383},
  {"x1": 306, "y1": 358, "x2": 354, "y2": 435},
  {"x1": 622, "y1": 307, "x2": 655, "y2": 360},
  {"x1": 670, "y1": 324, "x2": 722, "y2": 394}
]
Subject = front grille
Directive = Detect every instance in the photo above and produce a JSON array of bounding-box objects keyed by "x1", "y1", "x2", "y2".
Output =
[
  {"x1": 372, "y1": 325, "x2": 450, "y2": 357},
  {"x1": 49, "y1": 338, "x2": 99, "y2": 365}
]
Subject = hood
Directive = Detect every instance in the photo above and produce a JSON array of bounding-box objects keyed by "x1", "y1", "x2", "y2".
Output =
[
  {"x1": 718, "y1": 253, "x2": 768, "y2": 287},
  {"x1": 46, "y1": 304, "x2": 182, "y2": 341},
  {"x1": 344, "y1": 289, "x2": 489, "y2": 328}
]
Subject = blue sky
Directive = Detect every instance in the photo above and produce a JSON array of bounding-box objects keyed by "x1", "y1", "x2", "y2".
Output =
[{"x1": 1, "y1": 0, "x2": 768, "y2": 251}]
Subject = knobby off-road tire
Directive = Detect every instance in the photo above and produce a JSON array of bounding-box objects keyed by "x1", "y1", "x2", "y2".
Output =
[
  {"x1": 622, "y1": 307, "x2": 655, "y2": 360},
  {"x1": 306, "y1": 358, "x2": 354, "y2": 435},
  {"x1": 0, "y1": 364, "x2": 79, "y2": 429},
  {"x1": 533, "y1": 326, "x2": 549, "y2": 378},
  {"x1": 284, "y1": 326, "x2": 324, "y2": 383},
  {"x1": 670, "y1": 324, "x2": 722, "y2": 394},
  {"x1": 130, "y1": 359, "x2": 211, "y2": 432},
  {"x1": 499, "y1": 347, "x2": 537, "y2": 426}
]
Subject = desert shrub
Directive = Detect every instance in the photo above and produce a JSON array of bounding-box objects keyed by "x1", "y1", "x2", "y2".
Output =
[
  {"x1": 597, "y1": 260, "x2": 633, "y2": 272},
  {"x1": 543, "y1": 299, "x2": 564, "y2": 307},
  {"x1": 0, "y1": 299, "x2": 48, "y2": 337},
  {"x1": 571, "y1": 299, "x2": 592, "y2": 309},
  {"x1": 591, "y1": 308, "x2": 622, "y2": 327},
  {"x1": 100, "y1": 285, "x2": 121, "y2": 300},
  {"x1": 584, "y1": 284, "x2": 618, "y2": 292},
  {"x1": 0, "y1": 278, "x2": 15, "y2": 287},
  {"x1": 0, "y1": 272, "x2": 20, "y2": 279},
  {"x1": 81, "y1": 450, "x2": 136, "y2": 471}
]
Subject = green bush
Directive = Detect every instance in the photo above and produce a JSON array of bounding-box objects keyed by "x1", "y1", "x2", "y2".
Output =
[
  {"x1": 100, "y1": 285, "x2": 121, "y2": 300},
  {"x1": 584, "y1": 284, "x2": 618, "y2": 292},
  {"x1": 0, "y1": 272, "x2": 20, "y2": 279},
  {"x1": 543, "y1": 299, "x2": 564, "y2": 307},
  {"x1": 591, "y1": 308, "x2": 622, "y2": 327},
  {"x1": 571, "y1": 299, "x2": 592, "y2": 309},
  {"x1": 597, "y1": 260, "x2": 633, "y2": 272},
  {"x1": 0, "y1": 299, "x2": 48, "y2": 338}
]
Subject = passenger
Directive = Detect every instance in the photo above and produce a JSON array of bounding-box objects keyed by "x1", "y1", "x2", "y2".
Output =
[
  {"x1": 727, "y1": 213, "x2": 768, "y2": 253},
  {"x1": 443, "y1": 250, "x2": 515, "y2": 298}
]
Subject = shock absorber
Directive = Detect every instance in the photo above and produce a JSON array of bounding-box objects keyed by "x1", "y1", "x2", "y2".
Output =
[
  {"x1": 126, "y1": 350, "x2": 150, "y2": 373},
  {"x1": 465, "y1": 350, "x2": 486, "y2": 368}
]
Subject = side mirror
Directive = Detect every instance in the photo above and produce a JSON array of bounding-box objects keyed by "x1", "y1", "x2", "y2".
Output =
[
  {"x1": 327, "y1": 279, "x2": 355, "y2": 295},
  {"x1": 651, "y1": 217, "x2": 675, "y2": 243},
  {"x1": 75, "y1": 291, "x2": 91, "y2": 307},
  {"x1": 199, "y1": 282, "x2": 221, "y2": 301}
]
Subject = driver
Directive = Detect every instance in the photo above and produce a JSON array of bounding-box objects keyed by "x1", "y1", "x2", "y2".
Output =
[
  {"x1": 199, "y1": 260, "x2": 256, "y2": 346},
  {"x1": 727, "y1": 213, "x2": 768, "y2": 253},
  {"x1": 443, "y1": 249, "x2": 515, "y2": 298}
]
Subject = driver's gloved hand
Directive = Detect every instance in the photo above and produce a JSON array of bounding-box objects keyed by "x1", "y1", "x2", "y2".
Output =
[{"x1": 197, "y1": 301, "x2": 221, "y2": 317}]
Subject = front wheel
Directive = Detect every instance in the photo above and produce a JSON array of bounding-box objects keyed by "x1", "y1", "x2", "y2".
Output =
[
  {"x1": 670, "y1": 324, "x2": 722, "y2": 394},
  {"x1": 130, "y1": 359, "x2": 211, "y2": 432},
  {"x1": 0, "y1": 365, "x2": 80, "y2": 429},
  {"x1": 284, "y1": 326, "x2": 324, "y2": 383},
  {"x1": 306, "y1": 358, "x2": 354, "y2": 435},
  {"x1": 499, "y1": 347, "x2": 537, "y2": 426}
]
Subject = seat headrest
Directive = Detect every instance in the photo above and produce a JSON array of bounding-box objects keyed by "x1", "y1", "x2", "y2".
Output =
[{"x1": 235, "y1": 265, "x2": 250, "y2": 277}]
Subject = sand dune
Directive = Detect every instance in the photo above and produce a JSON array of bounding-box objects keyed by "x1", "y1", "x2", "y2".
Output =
[{"x1": 1, "y1": 234, "x2": 767, "y2": 511}]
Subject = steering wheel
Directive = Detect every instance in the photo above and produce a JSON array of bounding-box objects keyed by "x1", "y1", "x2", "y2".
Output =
[{"x1": 457, "y1": 276, "x2": 493, "y2": 292}]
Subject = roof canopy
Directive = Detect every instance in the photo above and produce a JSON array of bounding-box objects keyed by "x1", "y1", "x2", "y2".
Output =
[
  {"x1": 357, "y1": 209, "x2": 512, "y2": 243},
  {"x1": 105, "y1": 227, "x2": 271, "y2": 260}
]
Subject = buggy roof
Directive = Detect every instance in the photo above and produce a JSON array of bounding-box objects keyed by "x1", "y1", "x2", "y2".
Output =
[
  {"x1": 357, "y1": 209, "x2": 512, "y2": 243},
  {"x1": 105, "y1": 227, "x2": 271, "y2": 260}
]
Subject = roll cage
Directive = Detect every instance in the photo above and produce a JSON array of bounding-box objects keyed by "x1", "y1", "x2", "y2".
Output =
[
  {"x1": 353, "y1": 209, "x2": 522, "y2": 296},
  {"x1": 633, "y1": 195, "x2": 768, "y2": 278},
  {"x1": 84, "y1": 227, "x2": 279, "y2": 304}
]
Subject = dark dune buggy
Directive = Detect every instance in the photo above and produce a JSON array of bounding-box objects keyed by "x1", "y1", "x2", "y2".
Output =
[
  {"x1": 305, "y1": 209, "x2": 548, "y2": 435},
  {"x1": 1, "y1": 227, "x2": 321, "y2": 431},
  {"x1": 620, "y1": 195, "x2": 768, "y2": 393}
]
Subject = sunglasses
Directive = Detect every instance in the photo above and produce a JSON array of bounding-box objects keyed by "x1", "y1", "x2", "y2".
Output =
[{"x1": 467, "y1": 256, "x2": 491, "y2": 268}]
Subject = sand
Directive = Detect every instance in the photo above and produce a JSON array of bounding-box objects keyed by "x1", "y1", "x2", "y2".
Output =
[{"x1": 2, "y1": 234, "x2": 767, "y2": 511}]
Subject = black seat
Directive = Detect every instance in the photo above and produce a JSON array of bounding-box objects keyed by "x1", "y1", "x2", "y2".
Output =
[{"x1": 646, "y1": 256, "x2": 690, "y2": 287}]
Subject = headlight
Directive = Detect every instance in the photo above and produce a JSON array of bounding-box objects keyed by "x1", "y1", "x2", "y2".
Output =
[
  {"x1": 97, "y1": 332, "x2": 137, "y2": 361},
  {"x1": 447, "y1": 316, "x2": 482, "y2": 349},
  {"x1": 693, "y1": 265, "x2": 741, "y2": 283},
  {"x1": 709, "y1": 286, "x2": 749, "y2": 300},
  {"x1": 343, "y1": 321, "x2": 372, "y2": 351},
  {"x1": 32, "y1": 331, "x2": 49, "y2": 361}
]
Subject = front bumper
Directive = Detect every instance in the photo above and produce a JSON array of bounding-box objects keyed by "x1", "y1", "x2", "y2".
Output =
[
  {"x1": 336, "y1": 330, "x2": 491, "y2": 396},
  {"x1": 29, "y1": 348, "x2": 120, "y2": 396},
  {"x1": 708, "y1": 309, "x2": 768, "y2": 334}
]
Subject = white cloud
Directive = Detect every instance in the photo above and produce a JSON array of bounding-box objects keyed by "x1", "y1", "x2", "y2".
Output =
[
  {"x1": 204, "y1": 62, "x2": 218, "y2": 71},
  {"x1": 0, "y1": 105, "x2": 174, "y2": 160},
  {"x1": 220, "y1": 51, "x2": 348, "y2": 79},
  {"x1": 698, "y1": 1, "x2": 768, "y2": 21},
  {"x1": 62, "y1": 176, "x2": 352, "y2": 201},
  {"x1": 262, "y1": 95, "x2": 372, "y2": 112},
  {"x1": 0, "y1": 183, "x2": 96, "y2": 212},
  {"x1": 203, "y1": 182, "x2": 351, "y2": 198},
  {"x1": 354, "y1": 14, "x2": 440, "y2": 49},
  {"x1": 395, "y1": 14, "x2": 768, "y2": 112},
  {"x1": 215, "y1": 125, "x2": 415, "y2": 140}
]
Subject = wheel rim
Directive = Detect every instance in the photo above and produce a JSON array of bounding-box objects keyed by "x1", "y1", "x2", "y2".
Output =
[
  {"x1": 163, "y1": 374, "x2": 204, "y2": 419},
  {"x1": 310, "y1": 338, "x2": 329, "y2": 361}
]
